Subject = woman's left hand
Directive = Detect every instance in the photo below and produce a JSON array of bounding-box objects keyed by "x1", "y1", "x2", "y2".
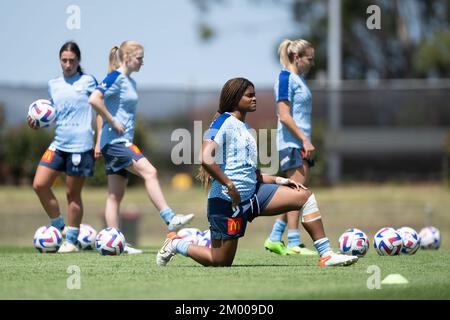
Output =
[{"x1": 275, "y1": 177, "x2": 307, "y2": 191}]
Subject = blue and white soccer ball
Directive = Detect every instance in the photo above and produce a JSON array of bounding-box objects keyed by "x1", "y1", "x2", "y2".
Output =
[
  {"x1": 77, "y1": 224, "x2": 98, "y2": 250},
  {"x1": 28, "y1": 99, "x2": 56, "y2": 128},
  {"x1": 197, "y1": 230, "x2": 212, "y2": 248},
  {"x1": 419, "y1": 226, "x2": 441, "y2": 250},
  {"x1": 33, "y1": 225, "x2": 63, "y2": 253},
  {"x1": 95, "y1": 227, "x2": 126, "y2": 255},
  {"x1": 338, "y1": 228, "x2": 369, "y2": 257},
  {"x1": 373, "y1": 227, "x2": 403, "y2": 256},
  {"x1": 177, "y1": 227, "x2": 202, "y2": 245},
  {"x1": 396, "y1": 227, "x2": 420, "y2": 255}
]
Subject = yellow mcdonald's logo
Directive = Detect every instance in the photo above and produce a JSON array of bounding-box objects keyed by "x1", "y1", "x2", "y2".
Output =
[
  {"x1": 41, "y1": 149, "x2": 55, "y2": 163},
  {"x1": 227, "y1": 217, "x2": 242, "y2": 234}
]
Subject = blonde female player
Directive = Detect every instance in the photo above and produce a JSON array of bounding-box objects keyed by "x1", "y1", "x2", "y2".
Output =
[
  {"x1": 264, "y1": 39, "x2": 318, "y2": 256},
  {"x1": 156, "y1": 77, "x2": 358, "y2": 267},
  {"x1": 28, "y1": 41, "x2": 98, "y2": 253},
  {"x1": 89, "y1": 41, "x2": 194, "y2": 253}
]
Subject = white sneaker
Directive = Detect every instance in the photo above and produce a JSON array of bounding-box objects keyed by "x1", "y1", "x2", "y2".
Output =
[
  {"x1": 57, "y1": 240, "x2": 79, "y2": 253},
  {"x1": 319, "y1": 252, "x2": 358, "y2": 267},
  {"x1": 124, "y1": 243, "x2": 143, "y2": 254},
  {"x1": 60, "y1": 226, "x2": 67, "y2": 238},
  {"x1": 168, "y1": 214, "x2": 194, "y2": 231},
  {"x1": 156, "y1": 232, "x2": 180, "y2": 266}
]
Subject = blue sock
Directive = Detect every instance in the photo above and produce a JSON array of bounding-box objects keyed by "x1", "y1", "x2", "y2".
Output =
[
  {"x1": 175, "y1": 238, "x2": 191, "y2": 257},
  {"x1": 287, "y1": 229, "x2": 301, "y2": 248},
  {"x1": 160, "y1": 208, "x2": 175, "y2": 225},
  {"x1": 50, "y1": 215, "x2": 65, "y2": 230},
  {"x1": 66, "y1": 227, "x2": 79, "y2": 245},
  {"x1": 313, "y1": 237, "x2": 333, "y2": 257},
  {"x1": 269, "y1": 220, "x2": 286, "y2": 242}
]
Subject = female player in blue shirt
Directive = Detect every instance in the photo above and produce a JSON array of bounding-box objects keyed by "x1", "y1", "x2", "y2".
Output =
[
  {"x1": 156, "y1": 77, "x2": 358, "y2": 267},
  {"x1": 28, "y1": 41, "x2": 98, "y2": 253},
  {"x1": 264, "y1": 39, "x2": 318, "y2": 256},
  {"x1": 89, "y1": 41, "x2": 194, "y2": 253}
]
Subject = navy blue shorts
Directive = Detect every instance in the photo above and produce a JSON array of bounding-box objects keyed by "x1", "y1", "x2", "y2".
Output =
[
  {"x1": 208, "y1": 183, "x2": 279, "y2": 240},
  {"x1": 39, "y1": 147, "x2": 94, "y2": 176},
  {"x1": 101, "y1": 142, "x2": 145, "y2": 177},
  {"x1": 279, "y1": 147, "x2": 315, "y2": 172}
]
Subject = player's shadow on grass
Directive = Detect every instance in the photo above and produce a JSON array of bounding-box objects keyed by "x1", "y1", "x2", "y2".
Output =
[{"x1": 174, "y1": 263, "x2": 312, "y2": 268}]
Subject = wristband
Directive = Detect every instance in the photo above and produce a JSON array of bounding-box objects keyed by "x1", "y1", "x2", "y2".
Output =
[{"x1": 275, "y1": 177, "x2": 290, "y2": 185}]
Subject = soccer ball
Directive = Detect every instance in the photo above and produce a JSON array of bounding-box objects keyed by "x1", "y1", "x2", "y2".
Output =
[
  {"x1": 396, "y1": 227, "x2": 420, "y2": 255},
  {"x1": 95, "y1": 227, "x2": 126, "y2": 255},
  {"x1": 28, "y1": 99, "x2": 56, "y2": 128},
  {"x1": 419, "y1": 226, "x2": 441, "y2": 250},
  {"x1": 338, "y1": 228, "x2": 369, "y2": 257},
  {"x1": 77, "y1": 224, "x2": 98, "y2": 250},
  {"x1": 197, "y1": 230, "x2": 212, "y2": 248},
  {"x1": 373, "y1": 227, "x2": 403, "y2": 256},
  {"x1": 177, "y1": 227, "x2": 202, "y2": 245},
  {"x1": 33, "y1": 225, "x2": 62, "y2": 253}
]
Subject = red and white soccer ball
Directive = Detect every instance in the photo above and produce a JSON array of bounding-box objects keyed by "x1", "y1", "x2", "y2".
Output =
[
  {"x1": 177, "y1": 228, "x2": 202, "y2": 245},
  {"x1": 396, "y1": 227, "x2": 420, "y2": 255},
  {"x1": 95, "y1": 227, "x2": 126, "y2": 255},
  {"x1": 338, "y1": 228, "x2": 369, "y2": 257},
  {"x1": 373, "y1": 227, "x2": 403, "y2": 256},
  {"x1": 28, "y1": 99, "x2": 56, "y2": 128},
  {"x1": 33, "y1": 225, "x2": 63, "y2": 253},
  {"x1": 197, "y1": 230, "x2": 212, "y2": 248},
  {"x1": 419, "y1": 226, "x2": 441, "y2": 250},
  {"x1": 77, "y1": 224, "x2": 98, "y2": 250}
]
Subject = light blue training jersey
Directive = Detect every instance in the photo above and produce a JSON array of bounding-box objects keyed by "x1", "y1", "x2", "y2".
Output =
[
  {"x1": 48, "y1": 72, "x2": 97, "y2": 152},
  {"x1": 274, "y1": 69, "x2": 312, "y2": 151},
  {"x1": 204, "y1": 113, "x2": 258, "y2": 202},
  {"x1": 96, "y1": 70, "x2": 138, "y2": 149}
]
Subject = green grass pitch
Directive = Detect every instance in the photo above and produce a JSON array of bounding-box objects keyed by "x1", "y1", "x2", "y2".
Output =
[{"x1": 1, "y1": 245, "x2": 449, "y2": 300}]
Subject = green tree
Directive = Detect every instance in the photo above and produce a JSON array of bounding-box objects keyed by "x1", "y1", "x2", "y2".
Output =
[
  {"x1": 192, "y1": 0, "x2": 450, "y2": 79},
  {"x1": 3, "y1": 124, "x2": 52, "y2": 185}
]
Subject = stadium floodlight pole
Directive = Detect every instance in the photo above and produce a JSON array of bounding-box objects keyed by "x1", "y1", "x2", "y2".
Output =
[{"x1": 326, "y1": 0, "x2": 342, "y2": 185}]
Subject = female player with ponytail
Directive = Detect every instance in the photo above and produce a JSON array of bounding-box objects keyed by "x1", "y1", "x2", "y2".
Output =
[{"x1": 89, "y1": 41, "x2": 194, "y2": 253}]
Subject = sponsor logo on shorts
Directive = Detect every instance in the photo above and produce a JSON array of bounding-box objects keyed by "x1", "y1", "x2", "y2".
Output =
[
  {"x1": 129, "y1": 144, "x2": 142, "y2": 156},
  {"x1": 40, "y1": 149, "x2": 55, "y2": 163},
  {"x1": 227, "y1": 217, "x2": 242, "y2": 235}
]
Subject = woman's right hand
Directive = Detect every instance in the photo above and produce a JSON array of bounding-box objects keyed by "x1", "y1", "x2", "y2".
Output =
[
  {"x1": 225, "y1": 183, "x2": 241, "y2": 210},
  {"x1": 27, "y1": 116, "x2": 38, "y2": 130},
  {"x1": 94, "y1": 142, "x2": 102, "y2": 159},
  {"x1": 302, "y1": 139, "x2": 316, "y2": 160},
  {"x1": 111, "y1": 118, "x2": 125, "y2": 135}
]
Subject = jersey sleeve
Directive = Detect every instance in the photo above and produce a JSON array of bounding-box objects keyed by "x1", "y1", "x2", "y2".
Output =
[
  {"x1": 85, "y1": 75, "x2": 98, "y2": 95},
  {"x1": 96, "y1": 71, "x2": 121, "y2": 97},
  {"x1": 203, "y1": 113, "x2": 231, "y2": 146},
  {"x1": 276, "y1": 70, "x2": 291, "y2": 103},
  {"x1": 47, "y1": 80, "x2": 54, "y2": 104}
]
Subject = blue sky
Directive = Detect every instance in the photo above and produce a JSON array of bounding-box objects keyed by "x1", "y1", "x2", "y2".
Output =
[{"x1": 0, "y1": 0, "x2": 298, "y2": 89}]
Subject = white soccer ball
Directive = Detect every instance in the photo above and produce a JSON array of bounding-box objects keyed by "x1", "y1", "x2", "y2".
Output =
[
  {"x1": 28, "y1": 99, "x2": 56, "y2": 128},
  {"x1": 95, "y1": 227, "x2": 126, "y2": 255},
  {"x1": 77, "y1": 224, "x2": 98, "y2": 250},
  {"x1": 177, "y1": 228, "x2": 202, "y2": 245},
  {"x1": 33, "y1": 225, "x2": 63, "y2": 253},
  {"x1": 419, "y1": 226, "x2": 441, "y2": 250},
  {"x1": 338, "y1": 228, "x2": 369, "y2": 257},
  {"x1": 373, "y1": 227, "x2": 403, "y2": 256},
  {"x1": 197, "y1": 230, "x2": 212, "y2": 248},
  {"x1": 396, "y1": 227, "x2": 420, "y2": 255}
]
